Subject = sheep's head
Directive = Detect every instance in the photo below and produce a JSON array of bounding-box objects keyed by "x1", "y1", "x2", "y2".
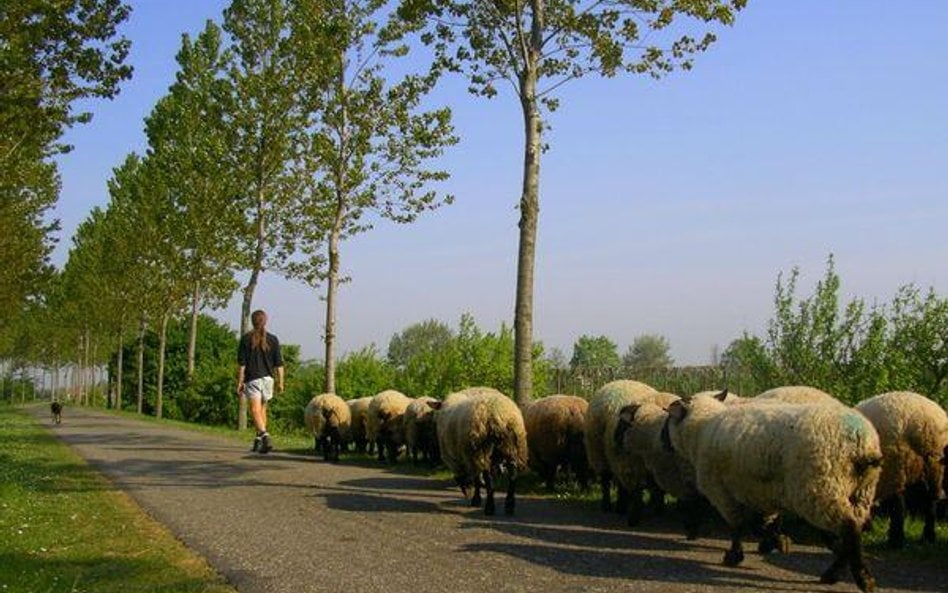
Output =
[{"x1": 613, "y1": 404, "x2": 641, "y2": 451}]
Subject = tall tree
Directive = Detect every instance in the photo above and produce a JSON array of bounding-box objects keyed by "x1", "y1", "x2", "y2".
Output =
[
  {"x1": 0, "y1": 0, "x2": 132, "y2": 327},
  {"x1": 223, "y1": 0, "x2": 313, "y2": 427},
  {"x1": 285, "y1": 0, "x2": 457, "y2": 393},
  {"x1": 396, "y1": 0, "x2": 746, "y2": 403},
  {"x1": 146, "y1": 21, "x2": 242, "y2": 384},
  {"x1": 570, "y1": 334, "x2": 620, "y2": 371},
  {"x1": 622, "y1": 333, "x2": 673, "y2": 375}
]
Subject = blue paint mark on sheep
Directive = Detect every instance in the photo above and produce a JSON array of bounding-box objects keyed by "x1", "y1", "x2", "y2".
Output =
[{"x1": 843, "y1": 412, "x2": 868, "y2": 440}]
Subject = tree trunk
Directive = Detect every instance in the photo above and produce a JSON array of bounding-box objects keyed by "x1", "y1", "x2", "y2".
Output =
[
  {"x1": 513, "y1": 6, "x2": 544, "y2": 406},
  {"x1": 137, "y1": 315, "x2": 146, "y2": 414},
  {"x1": 156, "y1": 311, "x2": 169, "y2": 420},
  {"x1": 116, "y1": 330, "x2": 124, "y2": 411},
  {"x1": 187, "y1": 281, "x2": 201, "y2": 385},
  {"x1": 77, "y1": 333, "x2": 85, "y2": 405},
  {"x1": 324, "y1": 56, "x2": 349, "y2": 395},
  {"x1": 238, "y1": 191, "x2": 266, "y2": 430}
]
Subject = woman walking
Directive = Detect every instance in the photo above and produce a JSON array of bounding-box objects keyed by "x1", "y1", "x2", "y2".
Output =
[{"x1": 237, "y1": 309, "x2": 285, "y2": 453}]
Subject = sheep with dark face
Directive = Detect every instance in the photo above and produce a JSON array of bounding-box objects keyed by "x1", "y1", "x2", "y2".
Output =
[
  {"x1": 523, "y1": 394, "x2": 590, "y2": 491},
  {"x1": 404, "y1": 396, "x2": 440, "y2": 465},
  {"x1": 665, "y1": 393, "x2": 882, "y2": 593},
  {"x1": 856, "y1": 391, "x2": 948, "y2": 547},
  {"x1": 430, "y1": 387, "x2": 527, "y2": 516},
  {"x1": 304, "y1": 393, "x2": 351, "y2": 462},
  {"x1": 585, "y1": 379, "x2": 677, "y2": 524}
]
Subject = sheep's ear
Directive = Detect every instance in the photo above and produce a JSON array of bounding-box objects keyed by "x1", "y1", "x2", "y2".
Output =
[
  {"x1": 613, "y1": 405, "x2": 638, "y2": 448},
  {"x1": 713, "y1": 389, "x2": 729, "y2": 402},
  {"x1": 427, "y1": 400, "x2": 443, "y2": 410},
  {"x1": 667, "y1": 400, "x2": 687, "y2": 423},
  {"x1": 618, "y1": 404, "x2": 640, "y2": 424}
]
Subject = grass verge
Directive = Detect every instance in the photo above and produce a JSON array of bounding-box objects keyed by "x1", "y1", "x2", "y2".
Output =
[{"x1": 0, "y1": 406, "x2": 237, "y2": 593}]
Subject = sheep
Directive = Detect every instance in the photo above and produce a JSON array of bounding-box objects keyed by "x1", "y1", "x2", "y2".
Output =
[
  {"x1": 430, "y1": 387, "x2": 527, "y2": 515},
  {"x1": 522, "y1": 394, "x2": 590, "y2": 491},
  {"x1": 585, "y1": 379, "x2": 678, "y2": 523},
  {"x1": 665, "y1": 392, "x2": 882, "y2": 593},
  {"x1": 753, "y1": 385, "x2": 842, "y2": 406},
  {"x1": 404, "y1": 395, "x2": 440, "y2": 465},
  {"x1": 367, "y1": 390, "x2": 413, "y2": 464},
  {"x1": 50, "y1": 401, "x2": 62, "y2": 425},
  {"x1": 614, "y1": 400, "x2": 706, "y2": 538},
  {"x1": 304, "y1": 393, "x2": 352, "y2": 462},
  {"x1": 347, "y1": 396, "x2": 373, "y2": 454},
  {"x1": 855, "y1": 391, "x2": 948, "y2": 547}
]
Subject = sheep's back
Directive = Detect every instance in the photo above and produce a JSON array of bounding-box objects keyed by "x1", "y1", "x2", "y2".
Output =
[
  {"x1": 856, "y1": 391, "x2": 948, "y2": 500},
  {"x1": 585, "y1": 380, "x2": 657, "y2": 475},
  {"x1": 524, "y1": 395, "x2": 588, "y2": 471}
]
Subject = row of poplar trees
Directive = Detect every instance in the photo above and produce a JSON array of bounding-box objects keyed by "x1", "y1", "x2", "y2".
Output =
[{"x1": 3, "y1": 0, "x2": 748, "y2": 427}]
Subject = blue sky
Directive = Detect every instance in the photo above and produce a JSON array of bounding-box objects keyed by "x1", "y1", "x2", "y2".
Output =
[{"x1": 54, "y1": 1, "x2": 948, "y2": 365}]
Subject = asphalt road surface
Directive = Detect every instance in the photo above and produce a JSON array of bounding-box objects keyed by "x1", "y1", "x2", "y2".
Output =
[{"x1": 33, "y1": 407, "x2": 946, "y2": 593}]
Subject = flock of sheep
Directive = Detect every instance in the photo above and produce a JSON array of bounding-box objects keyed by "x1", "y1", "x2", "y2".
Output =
[{"x1": 303, "y1": 381, "x2": 948, "y2": 593}]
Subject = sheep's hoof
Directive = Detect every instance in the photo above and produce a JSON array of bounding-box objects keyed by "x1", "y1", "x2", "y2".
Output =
[
  {"x1": 854, "y1": 570, "x2": 876, "y2": 593},
  {"x1": 819, "y1": 569, "x2": 840, "y2": 585},
  {"x1": 723, "y1": 549, "x2": 744, "y2": 567}
]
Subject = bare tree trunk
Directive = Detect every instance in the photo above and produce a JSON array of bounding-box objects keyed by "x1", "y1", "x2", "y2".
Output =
[
  {"x1": 324, "y1": 57, "x2": 349, "y2": 395},
  {"x1": 156, "y1": 311, "x2": 169, "y2": 420},
  {"x1": 187, "y1": 281, "x2": 201, "y2": 385},
  {"x1": 115, "y1": 329, "x2": 124, "y2": 411},
  {"x1": 238, "y1": 191, "x2": 266, "y2": 430},
  {"x1": 90, "y1": 335, "x2": 98, "y2": 406},
  {"x1": 137, "y1": 315, "x2": 146, "y2": 414},
  {"x1": 513, "y1": 7, "x2": 544, "y2": 406}
]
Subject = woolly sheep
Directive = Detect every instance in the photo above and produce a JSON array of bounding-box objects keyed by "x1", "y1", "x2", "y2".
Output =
[
  {"x1": 304, "y1": 393, "x2": 352, "y2": 462},
  {"x1": 614, "y1": 400, "x2": 705, "y2": 538},
  {"x1": 523, "y1": 394, "x2": 590, "y2": 491},
  {"x1": 50, "y1": 401, "x2": 63, "y2": 425},
  {"x1": 367, "y1": 390, "x2": 413, "y2": 463},
  {"x1": 347, "y1": 396, "x2": 373, "y2": 454},
  {"x1": 666, "y1": 393, "x2": 882, "y2": 592},
  {"x1": 585, "y1": 379, "x2": 677, "y2": 523},
  {"x1": 855, "y1": 391, "x2": 948, "y2": 547},
  {"x1": 753, "y1": 385, "x2": 842, "y2": 406},
  {"x1": 430, "y1": 387, "x2": 527, "y2": 515},
  {"x1": 404, "y1": 396, "x2": 440, "y2": 465}
]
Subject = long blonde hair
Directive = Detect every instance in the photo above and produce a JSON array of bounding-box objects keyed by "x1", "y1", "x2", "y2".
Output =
[{"x1": 251, "y1": 310, "x2": 270, "y2": 352}]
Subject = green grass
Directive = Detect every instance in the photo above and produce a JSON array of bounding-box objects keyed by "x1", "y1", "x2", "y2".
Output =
[{"x1": 0, "y1": 406, "x2": 237, "y2": 593}]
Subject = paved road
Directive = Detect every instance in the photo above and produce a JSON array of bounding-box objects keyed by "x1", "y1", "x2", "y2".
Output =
[{"x1": 33, "y1": 407, "x2": 945, "y2": 593}]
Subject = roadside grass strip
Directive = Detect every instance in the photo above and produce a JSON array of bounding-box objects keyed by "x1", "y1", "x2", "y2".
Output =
[{"x1": 0, "y1": 406, "x2": 237, "y2": 593}]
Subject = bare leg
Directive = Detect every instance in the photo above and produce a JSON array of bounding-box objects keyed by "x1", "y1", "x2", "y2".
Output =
[{"x1": 483, "y1": 470, "x2": 496, "y2": 515}]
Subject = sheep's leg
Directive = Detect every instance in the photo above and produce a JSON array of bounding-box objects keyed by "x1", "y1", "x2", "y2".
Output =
[
  {"x1": 758, "y1": 514, "x2": 791, "y2": 554},
  {"x1": 386, "y1": 441, "x2": 399, "y2": 465},
  {"x1": 471, "y1": 474, "x2": 483, "y2": 507},
  {"x1": 886, "y1": 493, "x2": 906, "y2": 549},
  {"x1": 313, "y1": 435, "x2": 320, "y2": 456},
  {"x1": 376, "y1": 439, "x2": 385, "y2": 462},
  {"x1": 600, "y1": 472, "x2": 613, "y2": 512},
  {"x1": 822, "y1": 520, "x2": 875, "y2": 593},
  {"x1": 680, "y1": 497, "x2": 704, "y2": 540},
  {"x1": 615, "y1": 484, "x2": 630, "y2": 515},
  {"x1": 627, "y1": 487, "x2": 644, "y2": 527},
  {"x1": 542, "y1": 467, "x2": 556, "y2": 492},
  {"x1": 483, "y1": 470, "x2": 496, "y2": 516},
  {"x1": 505, "y1": 463, "x2": 518, "y2": 515},
  {"x1": 922, "y1": 489, "x2": 937, "y2": 544},
  {"x1": 646, "y1": 478, "x2": 666, "y2": 515},
  {"x1": 724, "y1": 525, "x2": 746, "y2": 567}
]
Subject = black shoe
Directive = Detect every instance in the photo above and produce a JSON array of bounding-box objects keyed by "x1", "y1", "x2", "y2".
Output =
[
  {"x1": 259, "y1": 433, "x2": 273, "y2": 454},
  {"x1": 251, "y1": 436, "x2": 262, "y2": 452}
]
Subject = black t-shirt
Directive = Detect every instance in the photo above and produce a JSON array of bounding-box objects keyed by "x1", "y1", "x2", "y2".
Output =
[{"x1": 238, "y1": 332, "x2": 284, "y2": 382}]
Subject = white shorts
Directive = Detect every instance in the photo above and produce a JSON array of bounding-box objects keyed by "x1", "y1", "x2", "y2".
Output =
[{"x1": 243, "y1": 377, "x2": 275, "y2": 404}]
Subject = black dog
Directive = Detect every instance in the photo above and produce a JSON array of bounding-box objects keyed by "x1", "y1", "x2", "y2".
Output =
[{"x1": 50, "y1": 401, "x2": 62, "y2": 425}]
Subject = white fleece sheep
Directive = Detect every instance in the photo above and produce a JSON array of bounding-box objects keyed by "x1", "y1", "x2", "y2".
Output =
[
  {"x1": 856, "y1": 391, "x2": 948, "y2": 547},
  {"x1": 614, "y1": 399, "x2": 706, "y2": 538},
  {"x1": 432, "y1": 387, "x2": 527, "y2": 515},
  {"x1": 347, "y1": 396, "x2": 373, "y2": 454},
  {"x1": 523, "y1": 394, "x2": 590, "y2": 491},
  {"x1": 753, "y1": 385, "x2": 842, "y2": 406},
  {"x1": 304, "y1": 393, "x2": 352, "y2": 462},
  {"x1": 666, "y1": 393, "x2": 882, "y2": 593},
  {"x1": 404, "y1": 395, "x2": 440, "y2": 464},
  {"x1": 585, "y1": 379, "x2": 677, "y2": 522},
  {"x1": 367, "y1": 390, "x2": 413, "y2": 464}
]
